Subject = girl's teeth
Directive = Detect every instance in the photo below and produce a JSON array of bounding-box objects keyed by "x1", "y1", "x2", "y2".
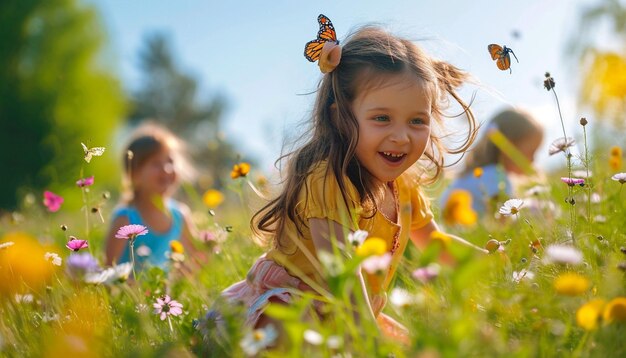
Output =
[{"x1": 383, "y1": 152, "x2": 403, "y2": 158}]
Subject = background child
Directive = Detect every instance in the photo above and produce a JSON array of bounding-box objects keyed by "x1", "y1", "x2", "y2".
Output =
[
  {"x1": 105, "y1": 122, "x2": 198, "y2": 272},
  {"x1": 219, "y1": 23, "x2": 486, "y2": 343},
  {"x1": 439, "y1": 108, "x2": 544, "y2": 216}
]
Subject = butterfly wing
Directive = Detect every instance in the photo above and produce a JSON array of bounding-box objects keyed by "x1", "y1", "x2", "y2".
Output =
[
  {"x1": 487, "y1": 44, "x2": 503, "y2": 60},
  {"x1": 304, "y1": 39, "x2": 326, "y2": 62},
  {"x1": 496, "y1": 54, "x2": 511, "y2": 71},
  {"x1": 304, "y1": 14, "x2": 337, "y2": 62},
  {"x1": 316, "y1": 14, "x2": 337, "y2": 42}
]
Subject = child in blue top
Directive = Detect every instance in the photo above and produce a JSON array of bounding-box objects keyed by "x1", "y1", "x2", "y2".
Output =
[
  {"x1": 105, "y1": 122, "x2": 197, "y2": 272},
  {"x1": 440, "y1": 108, "x2": 543, "y2": 216}
]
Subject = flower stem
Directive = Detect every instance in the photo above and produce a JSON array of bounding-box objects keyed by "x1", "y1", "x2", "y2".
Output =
[
  {"x1": 167, "y1": 315, "x2": 173, "y2": 333},
  {"x1": 582, "y1": 124, "x2": 591, "y2": 234},
  {"x1": 130, "y1": 238, "x2": 136, "y2": 280}
]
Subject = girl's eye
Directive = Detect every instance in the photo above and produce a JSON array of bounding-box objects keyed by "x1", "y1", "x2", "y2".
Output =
[
  {"x1": 373, "y1": 115, "x2": 390, "y2": 122},
  {"x1": 410, "y1": 118, "x2": 427, "y2": 125}
]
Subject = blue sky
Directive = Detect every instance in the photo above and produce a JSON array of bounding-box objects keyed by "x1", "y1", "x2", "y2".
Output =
[{"x1": 90, "y1": 0, "x2": 598, "y2": 173}]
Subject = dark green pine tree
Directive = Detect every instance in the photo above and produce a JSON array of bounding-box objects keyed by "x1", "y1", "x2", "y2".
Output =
[{"x1": 0, "y1": 0, "x2": 125, "y2": 210}]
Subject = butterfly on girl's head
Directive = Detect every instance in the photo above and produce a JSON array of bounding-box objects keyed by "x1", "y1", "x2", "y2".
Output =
[
  {"x1": 304, "y1": 14, "x2": 338, "y2": 62},
  {"x1": 487, "y1": 44, "x2": 519, "y2": 73}
]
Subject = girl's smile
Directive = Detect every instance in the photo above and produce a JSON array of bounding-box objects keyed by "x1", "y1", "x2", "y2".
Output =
[{"x1": 351, "y1": 73, "x2": 432, "y2": 185}]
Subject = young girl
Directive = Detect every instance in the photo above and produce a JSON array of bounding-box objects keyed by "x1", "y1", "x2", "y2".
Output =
[
  {"x1": 221, "y1": 24, "x2": 485, "y2": 341},
  {"x1": 440, "y1": 108, "x2": 544, "y2": 216},
  {"x1": 105, "y1": 122, "x2": 197, "y2": 272}
]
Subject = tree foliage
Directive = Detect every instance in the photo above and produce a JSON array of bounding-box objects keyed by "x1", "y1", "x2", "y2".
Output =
[{"x1": 0, "y1": 0, "x2": 125, "y2": 210}]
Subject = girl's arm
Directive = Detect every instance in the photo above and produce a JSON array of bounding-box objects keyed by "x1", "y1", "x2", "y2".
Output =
[
  {"x1": 308, "y1": 218, "x2": 377, "y2": 324},
  {"x1": 410, "y1": 219, "x2": 489, "y2": 253},
  {"x1": 105, "y1": 215, "x2": 130, "y2": 266}
]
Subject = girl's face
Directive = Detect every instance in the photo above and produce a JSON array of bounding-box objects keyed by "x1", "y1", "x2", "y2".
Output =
[
  {"x1": 351, "y1": 73, "x2": 432, "y2": 185},
  {"x1": 132, "y1": 147, "x2": 178, "y2": 197}
]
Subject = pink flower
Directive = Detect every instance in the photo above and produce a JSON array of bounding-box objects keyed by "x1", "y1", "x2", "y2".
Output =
[
  {"x1": 561, "y1": 177, "x2": 585, "y2": 186},
  {"x1": 361, "y1": 253, "x2": 392, "y2": 275},
  {"x1": 43, "y1": 191, "x2": 63, "y2": 212},
  {"x1": 66, "y1": 236, "x2": 89, "y2": 252},
  {"x1": 412, "y1": 263, "x2": 441, "y2": 284},
  {"x1": 115, "y1": 224, "x2": 149, "y2": 240},
  {"x1": 153, "y1": 295, "x2": 183, "y2": 320},
  {"x1": 76, "y1": 176, "x2": 95, "y2": 187},
  {"x1": 318, "y1": 41, "x2": 342, "y2": 74},
  {"x1": 611, "y1": 173, "x2": 626, "y2": 184}
]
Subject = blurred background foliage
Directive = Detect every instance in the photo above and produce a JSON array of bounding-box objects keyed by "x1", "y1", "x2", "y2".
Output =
[{"x1": 0, "y1": 0, "x2": 244, "y2": 212}]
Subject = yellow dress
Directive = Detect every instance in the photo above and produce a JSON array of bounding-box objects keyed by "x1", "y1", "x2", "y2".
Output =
[{"x1": 266, "y1": 160, "x2": 433, "y2": 315}]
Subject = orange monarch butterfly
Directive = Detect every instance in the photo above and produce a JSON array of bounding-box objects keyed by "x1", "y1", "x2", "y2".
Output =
[
  {"x1": 304, "y1": 14, "x2": 338, "y2": 62},
  {"x1": 488, "y1": 44, "x2": 519, "y2": 73}
]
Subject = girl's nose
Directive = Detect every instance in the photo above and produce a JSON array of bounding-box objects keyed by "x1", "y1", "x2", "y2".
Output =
[{"x1": 389, "y1": 129, "x2": 410, "y2": 144}]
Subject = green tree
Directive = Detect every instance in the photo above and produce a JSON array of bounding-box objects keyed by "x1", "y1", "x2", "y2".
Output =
[
  {"x1": 0, "y1": 0, "x2": 125, "y2": 210},
  {"x1": 129, "y1": 33, "x2": 243, "y2": 189}
]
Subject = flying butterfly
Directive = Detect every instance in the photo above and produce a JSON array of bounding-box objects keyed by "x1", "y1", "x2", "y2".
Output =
[
  {"x1": 488, "y1": 44, "x2": 519, "y2": 73},
  {"x1": 304, "y1": 14, "x2": 338, "y2": 62},
  {"x1": 81, "y1": 142, "x2": 106, "y2": 163}
]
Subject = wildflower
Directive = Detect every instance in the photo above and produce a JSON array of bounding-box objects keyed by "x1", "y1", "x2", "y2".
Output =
[
  {"x1": 611, "y1": 172, "x2": 626, "y2": 184},
  {"x1": 347, "y1": 230, "x2": 368, "y2": 247},
  {"x1": 430, "y1": 231, "x2": 451, "y2": 247},
  {"x1": 240, "y1": 324, "x2": 278, "y2": 356},
  {"x1": 230, "y1": 162, "x2": 251, "y2": 179},
  {"x1": 524, "y1": 185, "x2": 550, "y2": 196},
  {"x1": 66, "y1": 236, "x2": 89, "y2": 252},
  {"x1": 66, "y1": 253, "x2": 99, "y2": 279},
  {"x1": 485, "y1": 239, "x2": 500, "y2": 253},
  {"x1": 115, "y1": 224, "x2": 149, "y2": 240},
  {"x1": 412, "y1": 263, "x2": 441, "y2": 284},
  {"x1": 543, "y1": 72, "x2": 555, "y2": 90},
  {"x1": 153, "y1": 295, "x2": 184, "y2": 320},
  {"x1": 603, "y1": 297, "x2": 626, "y2": 323},
  {"x1": 355, "y1": 237, "x2": 387, "y2": 257},
  {"x1": 576, "y1": 299, "x2": 605, "y2": 330},
  {"x1": 0, "y1": 241, "x2": 14, "y2": 250},
  {"x1": 512, "y1": 269, "x2": 535, "y2": 283},
  {"x1": 498, "y1": 199, "x2": 524, "y2": 216},
  {"x1": 303, "y1": 329, "x2": 323, "y2": 346},
  {"x1": 75, "y1": 176, "x2": 94, "y2": 188},
  {"x1": 610, "y1": 145, "x2": 622, "y2": 158},
  {"x1": 84, "y1": 262, "x2": 133, "y2": 284},
  {"x1": 572, "y1": 170, "x2": 592, "y2": 178},
  {"x1": 43, "y1": 191, "x2": 63, "y2": 212},
  {"x1": 442, "y1": 190, "x2": 478, "y2": 227},
  {"x1": 473, "y1": 167, "x2": 484, "y2": 178},
  {"x1": 561, "y1": 177, "x2": 585, "y2": 186},
  {"x1": 44, "y1": 252, "x2": 62, "y2": 266},
  {"x1": 548, "y1": 137, "x2": 576, "y2": 156},
  {"x1": 361, "y1": 252, "x2": 392, "y2": 275},
  {"x1": 170, "y1": 240, "x2": 184, "y2": 254},
  {"x1": 610, "y1": 156, "x2": 622, "y2": 171},
  {"x1": 545, "y1": 244, "x2": 583, "y2": 265},
  {"x1": 135, "y1": 245, "x2": 152, "y2": 257},
  {"x1": 326, "y1": 335, "x2": 342, "y2": 349},
  {"x1": 389, "y1": 287, "x2": 424, "y2": 308},
  {"x1": 14, "y1": 293, "x2": 34, "y2": 304},
  {"x1": 579, "y1": 117, "x2": 588, "y2": 126},
  {"x1": 554, "y1": 272, "x2": 590, "y2": 296},
  {"x1": 202, "y1": 189, "x2": 224, "y2": 208}
]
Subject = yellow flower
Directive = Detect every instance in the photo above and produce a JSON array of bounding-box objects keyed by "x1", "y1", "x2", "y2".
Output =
[
  {"x1": 430, "y1": 231, "x2": 452, "y2": 247},
  {"x1": 610, "y1": 146, "x2": 622, "y2": 158},
  {"x1": 576, "y1": 299, "x2": 605, "y2": 330},
  {"x1": 231, "y1": 162, "x2": 251, "y2": 179},
  {"x1": 609, "y1": 155, "x2": 622, "y2": 171},
  {"x1": 603, "y1": 297, "x2": 626, "y2": 323},
  {"x1": 473, "y1": 167, "x2": 484, "y2": 178},
  {"x1": 170, "y1": 240, "x2": 184, "y2": 254},
  {"x1": 442, "y1": 190, "x2": 477, "y2": 227},
  {"x1": 355, "y1": 237, "x2": 387, "y2": 257},
  {"x1": 0, "y1": 232, "x2": 54, "y2": 295},
  {"x1": 202, "y1": 189, "x2": 224, "y2": 208},
  {"x1": 554, "y1": 272, "x2": 590, "y2": 296}
]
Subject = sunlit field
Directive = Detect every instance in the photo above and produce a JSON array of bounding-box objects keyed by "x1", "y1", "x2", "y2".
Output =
[
  {"x1": 3, "y1": 1, "x2": 626, "y2": 357},
  {"x1": 1, "y1": 85, "x2": 626, "y2": 356}
]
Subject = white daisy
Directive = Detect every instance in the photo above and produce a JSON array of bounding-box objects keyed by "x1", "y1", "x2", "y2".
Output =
[
  {"x1": 498, "y1": 199, "x2": 524, "y2": 216},
  {"x1": 544, "y1": 244, "x2": 583, "y2": 265}
]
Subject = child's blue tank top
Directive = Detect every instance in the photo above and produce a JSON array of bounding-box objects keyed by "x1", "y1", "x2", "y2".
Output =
[{"x1": 111, "y1": 199, "x2": 184, "y2": 271}]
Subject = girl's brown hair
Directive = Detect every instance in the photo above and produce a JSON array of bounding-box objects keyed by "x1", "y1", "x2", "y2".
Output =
[
  {"x1": 254, "y1": 26, "x2": 478, "y2": 251},
  {"x1": 461, "y1": 108, "x2": 543, "y2": 175}
]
